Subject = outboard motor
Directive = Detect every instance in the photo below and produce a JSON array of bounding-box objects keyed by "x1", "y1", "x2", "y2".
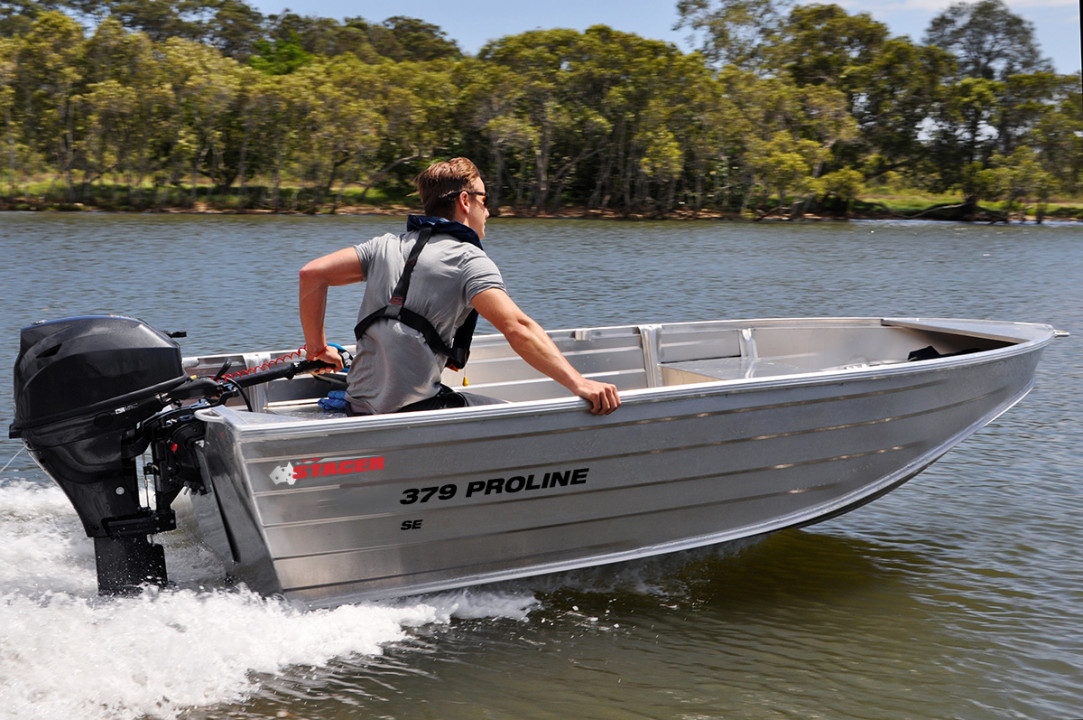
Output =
[
  {"x1": 10, "y1": 316, "x2": 193, "y2": 595},
  {"x1": 10, "y1": 315, "x2": 332, "y2": 596}
]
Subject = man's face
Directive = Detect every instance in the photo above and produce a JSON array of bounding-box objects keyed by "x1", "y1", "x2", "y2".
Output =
[{"x1": 464, "y1": 180, "x2": 489, "y2": 240}]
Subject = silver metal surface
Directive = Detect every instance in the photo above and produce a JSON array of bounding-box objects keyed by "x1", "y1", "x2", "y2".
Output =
[{"x1": 182, "y1": 317, "x2": 1055, "y2": 606}]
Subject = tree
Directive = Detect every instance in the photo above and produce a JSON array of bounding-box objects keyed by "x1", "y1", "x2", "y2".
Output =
[
  {"x1": 848, "y1": 38, "x2": 952, "y2": 178},
  {"x1": 746, "y1": 130, "x2": 824, "y2": 217},
  {"x1": 776, "y1": 3, "x2": 889, "y2": 91},
  {"x1": 77, "y1": 18, "x2": 168, "y2": 198},
  {"x1": 249, "y1": 31, "x2": 312, "y2": 75},
  {"x1": 995, "y1": 71, "x2": 1063, "y2": 156},
  {"x1": 0, "y1": 0, "x2": 1075, "y2": 219},
  {"x1": 368, "y1": 16, "x2": 461, "y2": 62},
  {"x1": 294, "y1": 56, "x2": 383, "y2": 206},
  {"x1": 676, "y1": 0, "x2": 793, "y2": 72},
  {"x1": 206, "y1": 0, "x2": 264, "y2": 61},
  {"x1": 816, "y1": 167, "x2": 864, "y2": 216},
  {"x1": 13, "y1": 11, "x2": 85, "y2": 196},
  {"x1": 924, "y1": 0, "x2": 1051, "y2": 82},
  {"x1": 453, "y1": 57, "x2": 536, "y2": 213},
  {"x1": 157, "y1": 37, "x2": 244, "y2": 198},
  {"x1": 926, "y1": 76, "x2": 1003, "y2": 189},
  {"x1": 99, "y1": 0, "x2": 203, "y2": 43},
  {"x1": 267, "y1": 12, "x2": 376, "y2": 60},
  {"x1": 478, "y1": 28, "x2": 584, "y2": 213},
  {"x1": 1025, "y1": 73, "x2": 1083, "y2": 196},
  {"x1": 0, "y1": 36, "x2": 21, "y2": 190},
  {"x1": 796, "y1": 84, "x2": 858, "y2": 176},
  {"x1": 1, "y1": 0, "x2": 43, "y2": 36},
  {"x1": 921, "y1": 1, "x2": 1067, "y2": 198},
  {"x1": 242, "y1": 68, "x2": 316, "y2": 209},
  {"x1": 986, "y1": 146, "x2": 1051, "y2": 220}
]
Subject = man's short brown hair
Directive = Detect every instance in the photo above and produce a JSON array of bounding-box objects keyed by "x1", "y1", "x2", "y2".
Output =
[{"x1": 416, "y1": 157, "x2": 481, "y2": 218}]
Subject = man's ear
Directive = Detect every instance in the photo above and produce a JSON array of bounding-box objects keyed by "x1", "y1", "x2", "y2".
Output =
[{"x1": 452, "y1": 190, "x2": 470, "y2": 219}]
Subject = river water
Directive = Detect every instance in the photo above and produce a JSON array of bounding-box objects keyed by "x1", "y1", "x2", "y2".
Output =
[{"x1": 0, "y1": 213, "x2": 1080, "y2": 720}]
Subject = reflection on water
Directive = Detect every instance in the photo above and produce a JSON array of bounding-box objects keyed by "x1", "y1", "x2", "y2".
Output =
[{"x1": 1, "y1": 213, "x2": 1081, "y2": 720}]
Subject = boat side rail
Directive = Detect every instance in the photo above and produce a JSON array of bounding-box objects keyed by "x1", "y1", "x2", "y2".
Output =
[{"x1": 442, "y1": 327, "x2": 651, "y2": 402}]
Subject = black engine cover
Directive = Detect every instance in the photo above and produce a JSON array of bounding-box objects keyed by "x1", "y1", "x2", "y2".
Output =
[{"x1": 10, "y1": 315, "x2": 187, "y2": 436}]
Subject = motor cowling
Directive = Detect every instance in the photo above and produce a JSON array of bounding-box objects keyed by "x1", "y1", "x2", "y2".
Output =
[{"x1": 9, "y1": 315, "x2": 190, "y2": 595}]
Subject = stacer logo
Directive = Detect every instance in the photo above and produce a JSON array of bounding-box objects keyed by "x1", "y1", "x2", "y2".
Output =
[{"x1": 269, "y1": 455, "x2": 386, "y2": 486}]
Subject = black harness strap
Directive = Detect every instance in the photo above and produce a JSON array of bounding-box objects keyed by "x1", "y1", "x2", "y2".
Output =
[{"x1": 353, "y1": 225, "x2": 477, "y2": 371}]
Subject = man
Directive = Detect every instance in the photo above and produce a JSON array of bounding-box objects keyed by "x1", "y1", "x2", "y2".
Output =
[{"x1": 299, "y1": 157, "x2": 621, "y2": 416}]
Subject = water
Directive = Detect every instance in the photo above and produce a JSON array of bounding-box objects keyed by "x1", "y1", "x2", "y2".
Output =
[{"x1": 1, "y1": 212, "x2": 1080, "y2": 720}]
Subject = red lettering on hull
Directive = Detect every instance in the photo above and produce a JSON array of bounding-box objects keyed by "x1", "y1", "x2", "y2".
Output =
[{"x1": 292, "y1": 455, "x2": 385, "y2": 481}]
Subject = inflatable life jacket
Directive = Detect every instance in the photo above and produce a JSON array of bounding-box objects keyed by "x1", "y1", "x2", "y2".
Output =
[{"x1": 353, "y1": 221, "x2": 479, "y2": 371}]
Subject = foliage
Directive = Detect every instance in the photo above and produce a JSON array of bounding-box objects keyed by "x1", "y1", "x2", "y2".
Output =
[
  {"x1": 924, "y1": 0, "x2": 1051, "y2": 81},
  {"x1": 0, "y1": 0, "x2": 1079, "y2": 220}
]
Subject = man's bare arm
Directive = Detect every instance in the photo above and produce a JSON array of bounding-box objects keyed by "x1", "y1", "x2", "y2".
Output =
[
  {"x1": 472, "y1": 288, "x2": 620, "y2": 415},
  {"x1": 298, "y1": 248, "x2": 364, "y2": 371}
]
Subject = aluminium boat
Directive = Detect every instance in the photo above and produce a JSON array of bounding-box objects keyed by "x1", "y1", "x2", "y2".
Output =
[{"x1": 10, "y1": 315, "x2": 1057, "y2": 607}]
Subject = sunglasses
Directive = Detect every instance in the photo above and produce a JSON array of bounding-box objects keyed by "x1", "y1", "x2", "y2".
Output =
[{"x1": 443, "y1": 189, "x2": 488, "y2": 202}]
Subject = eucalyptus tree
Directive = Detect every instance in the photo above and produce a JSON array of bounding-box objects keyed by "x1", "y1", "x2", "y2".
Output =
[
  {"x1": 266, "y1": 12, "x2": 378, "y2": 61},
  {"x1": 924, "y1": 0, "x2": 1051, "y2": 82},
  {"x1": 157, "y1": 36, "x2": 245, "y2": 201},
  {"x1": 621, "y1": 48, "x2": 729, "y2": 215},
  {"x1": 295, "y1": 55, "x2": 456, "y2": 206},
  {"x1": 648, "y1": 53, "x2": 745, "y2": 214},
  {"x1": 12, "y1": 11, "x2": 84, "y2": 196},
  {"x1": 452, "y1": 57, "x2": 537, "y2": 213},
  {"x1": 366, "y1": 16, "x2": 462, "y2": 62},
  {"x1": 0, "y1": 36, "x2": 20, "y2": 189},
  {"x1": 676, "y1": 0, "x2": 793, "y2": 72},
  {"x1": 796, "y1": 84, "x2": 858, "y2": 173},
  {"x1": 265, "y1": 13, "x2": 460, "y2": 63},
  {"x1": 205, "y1": 0, "x2": 264, "y2": 61},
  {"x1": 240, "y1": 66, "x2": 318, "y2": 209},
  {"x1": 925, "y1": 76, "x2": 1003, "y2": 193},
  {"x1": 479, "y1": 25, "x2": 715, "y2": 216},
  {"x1": 548, "y1": 26, "x2": 679, "y2": 214},
  {"x1": 994, "y1": 71, "x2": 1067, "y2": 157},
  {"x1": 292, "y1": 55, "x2": 383, "y2": 206},
  {"x1": 84, "y1": 0, "x2": 202, "y2": 42},
  {"x1": 1, "y1": 0, "x2": 41, "y2": 36},
  {"x1": 745, "y1": 130, "x2": 824, "y2": 215},
  {"x1": 920, "y1": 0, "x2": 1063, "y2": 192},
  {"x1": 983, "y1": 145, "x2": 1052, "y2": 219},
  {"x1": 1027, "y1": 75, "x2": 1083, "y2": 194},
  {"x1": 77, "y1": 18, "x2": 169, "y2": 199},
  {"x1": 816, "y1": 167, "x2": 864, "y2": 215},
  {"x1": 774, "y1": 3, "x2": 890, "y2": 92},
  {"x1": 848, "y1": 38, "x2": 951, "y2": 180},
  {"x1": 358, "y1": 59, "x2": 459, "y2": 196},
  {"x1": 477, "y1": 28, "x2": 587, "y2": 213}
]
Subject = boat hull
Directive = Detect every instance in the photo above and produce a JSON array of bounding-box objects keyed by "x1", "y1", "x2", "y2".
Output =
[{"x1": 185, "y1": 317, "x2": 1053, "y2": 606}]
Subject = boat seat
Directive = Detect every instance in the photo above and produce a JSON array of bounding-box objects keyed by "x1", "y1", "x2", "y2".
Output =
[{"x1": 660, "y1": 357, "x2": 809, "y2": 384}]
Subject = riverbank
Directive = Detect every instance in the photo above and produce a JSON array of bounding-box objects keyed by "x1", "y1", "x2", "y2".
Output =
[{"x1": 3, "y1": 194, "x2": 1081, "y2": 222}]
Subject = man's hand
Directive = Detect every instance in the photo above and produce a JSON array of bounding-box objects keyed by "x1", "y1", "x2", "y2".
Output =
[
  {"x1": 575, "y1": 378, "x2": 621, "y2": 415},
  {"x1": 308, "y1": 346, "x2": 344, "y2": 373}
]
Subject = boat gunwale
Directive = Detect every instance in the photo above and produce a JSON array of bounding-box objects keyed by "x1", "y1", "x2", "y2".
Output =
[{"x1": 193, "y1": 316, "x2": 1056, "y2": 439}]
